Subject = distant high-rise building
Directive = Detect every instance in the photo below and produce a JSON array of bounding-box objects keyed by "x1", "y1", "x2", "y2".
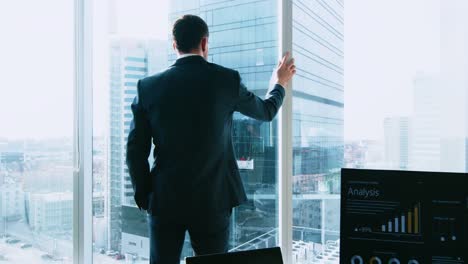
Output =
[
  {"x1": 410, "y1": 73, "x2": 441, "y2": 171},
  {"x1": 108, "y1": 39, "x2": 166, "y2": 252},
  {"x1": 384, "y1": 117, "x2": 411, "y2": 169},
  {"x1": 440, "y1": 1, "x2": 468, "y2": 172},
  {"x1": 0, "y1": 181, "x2": 24, "y2": 223},
  {"x1": 27, "y1": 192, "x2": 73, "y2": 232},
  {"x1": 410, "y1": 1, "x2": 468, "y2": 173}
]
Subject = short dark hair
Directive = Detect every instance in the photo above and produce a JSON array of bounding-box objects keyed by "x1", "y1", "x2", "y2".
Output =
[{"x1": 172, "y1": 15, "x2": 209, "y2": 53}]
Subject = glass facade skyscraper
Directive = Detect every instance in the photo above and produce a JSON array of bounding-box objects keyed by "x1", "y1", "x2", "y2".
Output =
[
  {"x1": 169, "y1": 0, "x2": 281, "y2": 253},
  {"x1": 291, "y1": 0, "x2": 343, "y2": 262},
  {"x1": 169, "y1": 1, "x2": 344, "y2": 262},
  {"x1": 384, "y1": 117, "x2": 411, "y2": 170},
  {"x1": 108, "y1": 39, "x2": 166, "y2": 252},
  {"x1": 109, "y1": 39, "x2": 148, "y2": 252}
]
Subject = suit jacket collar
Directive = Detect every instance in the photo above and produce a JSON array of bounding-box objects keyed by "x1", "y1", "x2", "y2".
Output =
[{"x1": 172, "y1": 55, "x2": 208, "y2": 67}]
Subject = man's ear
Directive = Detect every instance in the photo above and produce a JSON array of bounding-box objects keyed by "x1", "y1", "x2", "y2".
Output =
[
  {"x1": 201, "y1": 37, "x2": 208, "y2": 52},
  {"x1": 172, "y1": 41, "x2": 177, "y2": 52}
]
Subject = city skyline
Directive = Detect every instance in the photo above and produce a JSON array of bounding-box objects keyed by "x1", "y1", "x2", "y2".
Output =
[{"x1": 0, "y1": 0, "x2": 468, "y2": 263}]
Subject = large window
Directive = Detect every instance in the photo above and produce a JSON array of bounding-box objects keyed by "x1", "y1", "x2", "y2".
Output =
[
  {"x1": 343, "y1": 2, "x2": 468, "y2": 264},
  {"x1": 92, "y1": 0, "x2": 279, "y2": 262},
  {"x1": 2, "y1": 0, "x2": 467, "y2": 263},
  {"x1": 345, "y1": 1, "x2": 467, "y2": 173},
  {"x1": 0, "y1": 0, "x2": 74, "y2": 263},
  {"x1": 92, "y1": 1, "x2": 169, "y2": 261}
]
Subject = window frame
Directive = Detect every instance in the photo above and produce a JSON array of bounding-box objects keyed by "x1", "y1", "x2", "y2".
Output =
[
  {"x1": 74, "y1": 0, "x2": 93, "y2": 263},
  {"x1": 278, "y1": 0, "x2": 294, "y2": 264}
]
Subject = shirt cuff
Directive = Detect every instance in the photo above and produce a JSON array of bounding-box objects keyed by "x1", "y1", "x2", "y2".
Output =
[
  {"x1": 274, "y1": 83, "x2": 286, "y2": 97},
  {"x1": 275, "y1": 83, "x2": 286, "y2": 90}
]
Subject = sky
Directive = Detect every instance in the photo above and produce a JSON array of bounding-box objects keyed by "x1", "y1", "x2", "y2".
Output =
[
  {"x1": 0, "y1": 0, "x2": 74, "y2": 139},
  {"x1": 0, "y1": 0, "x2": 455, "y2": 141},
  {"x1": 344, "y1": 0, "x2": 441, "y2": 140}
]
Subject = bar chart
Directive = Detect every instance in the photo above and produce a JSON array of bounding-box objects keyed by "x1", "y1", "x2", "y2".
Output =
[{"x1": 379, "y1": 202, "x2": 421, "y2": 235}]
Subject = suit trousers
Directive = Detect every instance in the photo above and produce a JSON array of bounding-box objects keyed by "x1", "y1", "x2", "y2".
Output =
[{"x1": 147, "y1": 210, "x2": 231, "y2": 264}]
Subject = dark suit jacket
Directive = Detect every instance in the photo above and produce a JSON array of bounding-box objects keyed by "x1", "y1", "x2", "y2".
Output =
[{"x1": 126, "y1": 55, "x2": 285, "y2": 216}]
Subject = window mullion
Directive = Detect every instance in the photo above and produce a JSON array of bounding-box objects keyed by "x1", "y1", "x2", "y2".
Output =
[
  {"x1": 278, "y1": 0, "x2": 293, "y2": 263},
  {"x1": 74, "y1": 0, "x2": 93, "y2": 263}
]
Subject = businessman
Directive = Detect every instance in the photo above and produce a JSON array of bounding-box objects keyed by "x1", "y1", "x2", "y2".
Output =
[{"x1": 126, "y1": 15, "x2": 295, "y2": 264}]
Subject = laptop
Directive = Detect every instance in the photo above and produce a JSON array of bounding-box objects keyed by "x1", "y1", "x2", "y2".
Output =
[{"x1": 186, "y1": 247, "x2": 283, "y2": 264}]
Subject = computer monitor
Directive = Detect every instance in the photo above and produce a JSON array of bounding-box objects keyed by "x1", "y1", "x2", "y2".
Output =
[
  {"x1": 185, "y1": 247, "x2": 283, "y2": 264},
  {"x1": 340, "y1": 169, "x2": 468, "y2": 264}
]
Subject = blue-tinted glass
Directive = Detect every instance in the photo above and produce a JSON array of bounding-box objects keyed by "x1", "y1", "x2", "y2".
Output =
[
  {"x1": 124, "y1": 66, "x2": 147, "y2": 72},
  {"x1": 125, "y1": 57, "x2": 147, "y2": 63},
  {"x1": 291, "y1": 0, "x2": 344, "y2": 263},
  {"x1": 170, "y1": 0, "x2": 279, "y2": 257},
  {"x1": 125, "y1": 74, "x2": 145, "y2": 79},
  {"x1": 124, "y1": 82, "x2": 137, "y2": 87}
]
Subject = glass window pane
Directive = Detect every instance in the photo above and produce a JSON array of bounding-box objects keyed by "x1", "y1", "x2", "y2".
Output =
[
  {"x1": 291, "y1": 0, "x2": 344, "y2": 263},
  {"x1": 343, "y1": 7, "x2": 468, "y2": 264},
  {"x1": 0, "y1": 0, "x2": 74, "y2": 263},
  {"x1": 346, "y1": 0, "x2": 468, "y2": 172},
  {"x1": 346, "y1": 1, "x2": 467, "y2": 174},
  {"x1": 92, "y1": 0, "x2": 279, "y2": 262},
  {"x1": 343, "y1": 0, "x2": 468, "y2": 262},
  {"x1": 291, "y1": 0, "x2": 468, "y2": 263},
  {"x1": 93, "y1": 0, "x2": 164, "y2": 259}
]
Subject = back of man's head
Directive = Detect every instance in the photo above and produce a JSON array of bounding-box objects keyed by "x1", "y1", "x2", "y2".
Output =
[{"x1": 172, "y1": 15, "x2": 209, "y2": 54}]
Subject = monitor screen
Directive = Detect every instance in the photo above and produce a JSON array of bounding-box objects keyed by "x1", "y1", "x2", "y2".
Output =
[{"x1": 340, "y1": 169, "x2": 468, "y2": 264}]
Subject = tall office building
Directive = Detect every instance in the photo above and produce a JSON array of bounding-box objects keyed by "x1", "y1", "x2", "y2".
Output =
[
  {"x1": 411, "y1": 15, "x2": 468, "y2": 173},
  {"x1": 384, "y1": 117, "x2": 411, "y2": 169},
  {"x1": 28, "y1": 192, "x2": 73, "y2": 232},
  {"x1": 108, "y1": 39, "x2": 166, "y2": 252},
  {"x1": 0, "y1": 180, "x2": 24, "y2": 222},
  {"x1": 410, "y1": 73, "x2": 442, "y2": 172},
  {"x1": 440, "y1": 1, "x2": 468, "y2": 172},
  {"x1": 170, "y1": 0, "x2": 344, "y2": 258},
  {"x1": 291, "y1": 1, "x2": 343, "y2": 262}
]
